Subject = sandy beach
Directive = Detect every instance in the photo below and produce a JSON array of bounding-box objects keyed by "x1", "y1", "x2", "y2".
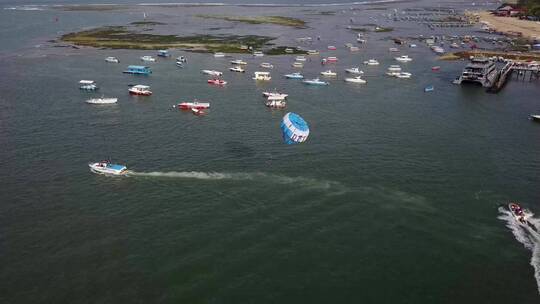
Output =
[{"x1": 476, "y1": 11, "x2": 540, "y2": 40}]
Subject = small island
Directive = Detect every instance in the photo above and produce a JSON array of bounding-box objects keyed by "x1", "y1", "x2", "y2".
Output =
[{"x1": 196, "y1": 15, "x2": 307, "y2": 28}]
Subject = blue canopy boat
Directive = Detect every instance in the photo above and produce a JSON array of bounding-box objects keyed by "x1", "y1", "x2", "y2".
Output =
[{"x1": 123, "y1": 65, "x2": 152, "y2": 75}]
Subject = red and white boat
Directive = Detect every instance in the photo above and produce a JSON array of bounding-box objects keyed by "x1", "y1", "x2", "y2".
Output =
[
  {"x1": 207, "y1": 79, "x2": 227, "y2": 85},
  {"x1": 327, "y1": 45, "x2": 337, "y2": 50},
  {"x1": 177, "y1": 101, "x2": 210, "y2": 110},
  {"x1": 129, "y1": 85, "x2": 152, "y2": 96},
  {"x1": 321, "y1": 57, "x2": 338, "y2": 65},
  {"x1": 431, "y1": 66, "x2": 441, "y2": 71}
]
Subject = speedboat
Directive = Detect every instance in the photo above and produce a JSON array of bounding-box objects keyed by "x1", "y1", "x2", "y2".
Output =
[
  {"x1": 327, "y1": 45, "x2": 337, "y2": 50},
  {"x1": 176, "y1": 56, "x2": 187, "y2": 63},
  {"x1": 320, "y1": 70, "x2": 337, "y2": 77},
  {"x1": 157, "y1": 50, "x2": 170, "y2": 57},
  {"x1": 140, "y1": 55, "x2": 156, "y2": 62},
  {"x1": 345, "y1": 67, "x2": 363, "y2": 74},
  {"x1": 395, "y1": 55, "x2": 412, "y2": 62},
  {"x1": 252, "y1": 51, "x2": 264, "y2": 57},
  {"x1": 363, "y1": 59, "x2": 379, "y2": 66},
  {"x1": 387, "y1": 65, "x2": 402, "y2": 72},
  {"x1": 292, "y1": 62, "x2": 304, "y2": 68},
  {"x1": 396, "y1": 72, "x2": 412, "y2": 79},
  {"x1": 201, "y1": 70, "x2": 223, "y2": 76},
  {"x1": 424, "y1": 85, "x2": 434, "y2": 92},
  {"x1": 284, "y1": 72, "x2": 304, "y2": 79},
  {"x1": 79, "y1": 80, "x2": 98, "y2": 91},
  {"x1": 230, "y1": 59, "x2": 247, "y2": 65},
  {"x1": 214, "y1": 52, "x2": 225, "y2": 58},
  {"x1": 508, "y1": 202, "x2": 538, "y2": 231},
  {"x1": 295, "y1": 56, "x2": 307, "y2": 62},
  {"x1": 208, "y1": 79, "x2": 227, "y2": 85},
  {"x1": 253, "y1": 71, "x2": 271, "y2": 81},
  {"x1": 105, "y1": 56, "x2": 119, "y2": 63},
  {"x1": 86, "y1": 97, "x2": 118, "y2": 104},
  {"x1": 177, "y1": 101, "x2": 210, "y2": 110},
  {"x1": 89, "y1": 161, "x2": 128, "y2": 176},
  {"x1": 129, "y1": 85, "x2": 152, "y2": 95},
  {"x1": 229, "y1": 66, "x2": 245, "y2": 73},
  {"x1": 260, "y1": 62, "x2": 274, "y2": 69},
  {"x1": 344, "y1": 76, "x2": 366, "y2": 84},
  {"x1": 303, "y1": 78, "x2": 329, "y2": 86},
  {"x1": 263, "y1": 91, "x2": 288, "y2": 99},
  {"x1": 389, "y1": 47, "x2": 399, "y2": 52}
]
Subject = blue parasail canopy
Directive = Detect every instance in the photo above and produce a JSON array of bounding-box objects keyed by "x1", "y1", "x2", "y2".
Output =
[{"x1": 280, "y1": 112, "x2": 310, "y2": 144}]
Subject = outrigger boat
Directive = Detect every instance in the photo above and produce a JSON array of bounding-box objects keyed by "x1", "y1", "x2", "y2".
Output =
[
  {"x1": 89, "y1": 160, "x2": 129, "y2": 176},
  {"x1": 508, "y1": 202, "x2": 538, "y2": 232},
  {"x1": 284, "y1": 72, "x2": 304, "y2": 79}
]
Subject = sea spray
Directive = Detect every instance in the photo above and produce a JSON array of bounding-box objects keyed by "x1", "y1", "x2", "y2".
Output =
[{"x1": 498, "y1": 207, "x2": 540, "y2": 294}]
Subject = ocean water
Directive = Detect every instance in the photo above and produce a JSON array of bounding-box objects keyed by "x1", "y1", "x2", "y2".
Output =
[{"x1": 1, "y1": 0, "x2": 540, "y2": 303}]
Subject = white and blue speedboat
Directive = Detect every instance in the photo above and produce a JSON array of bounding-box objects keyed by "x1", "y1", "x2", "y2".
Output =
[
  {"x1": 79, "y1": 80, "x2": 98, "y2": 90},
  {"x1": 89, "y1": 161, "x2": 129, "y2": 176},
  {"x1": 303, "y1": 78, "x2": 329, "y2": 86},
  {"x1": 284, "y1": 72, "x2": 304, "y2": 79}
]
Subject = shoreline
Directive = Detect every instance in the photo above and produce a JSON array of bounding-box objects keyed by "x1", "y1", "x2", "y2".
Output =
[{"x1": 474, "y1": 10, "x2": 540, "y2": 40}]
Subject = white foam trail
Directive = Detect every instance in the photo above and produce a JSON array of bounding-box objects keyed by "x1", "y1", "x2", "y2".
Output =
[
  {"x1": 498, "y1": 207, "x2": 540, "y2": 294},
  {"x1": 127, "y1": 170, "x2": 342, "y2": 190}
]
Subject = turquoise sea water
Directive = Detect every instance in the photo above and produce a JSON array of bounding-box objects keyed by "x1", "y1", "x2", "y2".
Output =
[{"x1": 1, "y1": 0, "x2": 540, "y2": 303}]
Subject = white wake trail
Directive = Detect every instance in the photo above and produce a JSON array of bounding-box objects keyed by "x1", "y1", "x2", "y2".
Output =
[{"x1": 498, "y1": 207, "x2": 540, "y2": 294}]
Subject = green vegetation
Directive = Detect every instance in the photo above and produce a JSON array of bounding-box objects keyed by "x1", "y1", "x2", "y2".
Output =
[
  {"x1": 196, "y1": 15, "x2": 307, "y2": 28},
  {"x1": 60, "y1": 26, "x2": 274, "y2": 53},
  {"x1": 348, "y1": 27, "x2": 369, "y2": 32},
  {"x1": 130, "y1": 21, "x2": 167, "y2": 26},
  {"x1": 523, "y1": 0, "x2": 540, "y2": 17},
  {"x1": 265, "y1": 46, "x2": 308, "y2": 55}
]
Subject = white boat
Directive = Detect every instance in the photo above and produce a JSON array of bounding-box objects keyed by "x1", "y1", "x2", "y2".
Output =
[
  {"x1": 89, "y1": 161, "x2": 128, "y2": 176},
  {"x1": 357, "y1": 38, "x2": 367, "y2": 44},
  {"x1": 263, "y1": 91, "x2": 288, "y2": 99},
  {"x1": 79, "y1": 80, "x2": 98, "y2": 90},
  {"x1": 349, "y1": 46, "x2": 360, "y2": 52},
  {"x1": 201, "y1": 70, "x2": 223, "y2": 76},
  {"x1": 105, "y1": 56, "x2": 119, "y2": 63},
  {"x1": 409, "y1": 44, "x2": 417, "y2": 48},
  {"x1": 345, "y1": 67, "x2": 363, "y2": 74},
  {"x1": 230, "y1": 59, "x2": 247, "y2": 65},
  {"x1": 389, "y1": 47, "x2": 399, "y2": 52},
  {"x1": 396, "y1": 72, "x2": 412, "y2": 79},
  {"x1": 320, "y1": 70, "x2": 337, "y2": 77},
  {"x1": 292, "y1": 62, "x2": 304, "y2": 68},
  {"x1": 229, "y1": 66, "x2": 245, "y2": 73},
  {"x1": 253, "y1": 71, "x2": 271, "y2": 81},
  {"x1": 176, "y1": 56, "x2": 187, "y2": 63},
  {"x1": 363, "y1": 59, "x2": 379, "y2": 66},
  {"x1": 253, "y1": 51, "x2": 264, "y2": 57},
  {"x1": 307, "y1": 50, "x2": 319, "y2": 55},
  {"x1": 395, "y1": 55, "x2": 413, "y2": 62},
  {"x1": 344, "y1": 76, "x2": 367, "y2": 84},
  {"x1": 303, "y1": 78, "x2": 329, "y2": 86},
  {"x1": 284, "y1": 72, "x2": 304, "y2": 79},
  {"x1": 295, "y1": 56, "x2": 307, "y2": 62},
  {"x1": 285, "y1": 48, "x2": 294, "y2": 54},
  {"x1": 260, "y1": 62, "x2": 274, "y2": 69},
  {"x1": 140, "y1": 55, "x2": 156, "y2": 62},
  {"x1": 508, "y1": 202, "x2": 538, "y2": 232},
  {"x1": 86, "y1": 97, "x2": 118, "y2": 104},
  {"x1": 387, "y1": 65, "x2": 402, "y2": 72},
  {"x1": 214, "y1": 52, "x2": 226, "y2": 58},
  {"x1": 129, "y1": 85, "x2": 152, "y2": 95}
]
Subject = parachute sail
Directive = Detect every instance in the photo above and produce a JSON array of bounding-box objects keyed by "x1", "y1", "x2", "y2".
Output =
[{"x1": 280, "y1": 112, "x2": 310, "y2": 144}]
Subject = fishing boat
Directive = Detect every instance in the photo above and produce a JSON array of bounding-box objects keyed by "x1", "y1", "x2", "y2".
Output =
[
  {"x1": 295, "y1": 56, "x2": 307, "y2": 62},
  {"x1": 207, "y1": 79, "x2": 227, "y2": 85},
  {"x1": 529, "y1": 114, "x2": 540, "y2": 122},
  {"x1": 201, "y1": 70, "x2": 223, "y2": 76},
  {"x1": 105, "y1": 56, "x2": 119, "y2": 63},
  {"x1": 327, "y1": 45, "x2": 337, "y2": 50},
  {"x1": 79, "y1": 80, "x2": 98, "y2": 90},
  {"x1": 292, "y1": 62, "x2": 304, "y2": 68},
  {"x1": 253, "y1": 71, "x2": 271, "y2": 81},
  {"x1": 89, "y1": 160, "x2": 128, "y2": 176},
  {"x1": 395, "y1": 55, "x2": 413, "y2": 62},
  {"x1": 128, "y1": 85, "x2": 152, "y2": 95},
  {"x1": 284, "y1": 72, "x2": 304, "y2": 79},
  {"x1": 123, "y1": 65, "x2": 152, "y2": 75},
  {"x1": 320, "y1": 70, "x2": 337, "y2": 77},
  {"x1": 230, "y1": 59, "x2": 247, "y2": 65},
  {"x1": 307, "y1": 50, "x2": 319, "y2": 55},
  {"x1": 431, "y1": 66, "x2": 441, "y2": 71},
  {"x1": 303, "y1": 78, "x2": 329, "y2": 86},
  {"x1": 157, "y1": 50, "x2": 170, "y2": 57},
  {"x1": 396, "y1": 72, "x2": 412, "y2": 79},
  {"x1": 176, "y1": 56, "x2": 187, "y2": 63},
  {"x1": 345, "y1": 67, "x2": 363, "y2": 74},
  {"x1": 229, "y1": 66, "x2": 245, "y2": 73},
  {"x1": 424, "y1": 85, "x2": 434, "y2": 92},
  {"x1": 363, "y1": 59, "x2": 379, "y2": 65},
  {"x1": 252, "y1": 51, "x2": 264, "y2": 57},
  {"x1": 344, "y1": 76, "x2": 367, "y2": 84},
  {"x1": 177, "y1": 101, "x2": 210, "y2": 110},
  {"x1": 260, "y1": 62, "x2": 274, "y2": 69},
  {"x1": 214, "y1": 52, "x2": 226, "y2": 58},
  {"x1": 389, "y1": 47, "x2": 399, "y2": 52},
  {"x1": 140, "y1": 55, "x2": 156, "y2": 62},
  {"x1": 86, "y1": 97, "x2": 118, "y2": 104}
]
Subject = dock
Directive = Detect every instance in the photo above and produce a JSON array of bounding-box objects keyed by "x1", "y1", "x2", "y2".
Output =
[{"x1": 487, "y1": 63, "x2": 539, "y2": 93}]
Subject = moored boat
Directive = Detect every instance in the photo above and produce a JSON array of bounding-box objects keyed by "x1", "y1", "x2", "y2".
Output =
[
  {"x1": 129, "y1": 84, "x2": 152, "y2": 95},
  {"x1": 140, "y1": 55, "x2": 156, "y2": 62},
  {"x1": 79, "y1": 80, "x2": 98, "y2": 90},
  {"x1": 253, "y1": 71, "x2": 271, "y2": 81},
  {"x1": 295, "y1": 56, "x2": 307, "y2": 62},
  {"x1": 345, "y1": 67, "x2": 363, "y2": 74},
  {"x1": 284, "y1": 72, "x2": 304, "y2": 79},
  {"x1": 157, "y1": 50, "x2": 170, "y2": 57},
  {"x1": 389, "y1": 47, "x2": 399, "y2": 52},
  {"x1": 260, "y1": 62, "x2": 274, "y2": 69},
  {"x1": 89, "y1": 161, "x2": 128, "y2": 176},
  {"x1": 320, "y1": 70, "x2": 337, "y2": 77},
  {"x1": 177, "y1": 101, "x2": 210, "y2": 110},
  {"x1": 307, "y1": 50, "x2": 319, "y2": 55},
  {"x1": 230, "y1": 59, "x2": 247, "y2": 65},
  {"x1": 303, "y1": 78, "x2": 329, "y2": 86},
  {"x1": 86, "y1": 97, "x2": 118, "y2": 104},
  {"x1": 292, "y1": 61, "x2": 304, "y2": 68},
  {"x1": 344, "y1": 76, "x2": 366, "y2": 84},
  {"x1": 327, "y1": 45, "x2": 337, "y2": 50},
  {"x1": 396, "y1": 72, "x2": 412, "y2": 79},
  {"x1": 208, "y1": 78, "x2": 227, "y2": 85},
  {"x1": 252, "y1": 51, "x2": 264, "y2": 57},
  {"x1": 395, "y1": 55, "x2": 413, "y2": 62},
  {"x1": 529, "y1": 114, "x2": 540, "y2": 122},
  {"x1": 105, "y1": 56, "x2": 119, "y2": 63},
  {"x1": 432, "y1": 66, "x2": 441, "y2": 71},
  {"x1": 201, "y1": 69, "x2": 223, "y2": 76},
  {"x1": 263, "y1": 91, "x2": 288, "y2": 99},
  {"x1": 363, "y1": 59, "x2": 379, "y2": 66},
  {"x1": 424, "y1": 85, "x2": 434, "y2": 92},
  {"x1": 214, "y1": 52, "x2": 226, "y2": 58},
  {"x1": 123, "y1": 65, "x2": 152, "y2": 75},
  {"x1": 229, "y1": 66, "x2": 245, "y2": 73}
]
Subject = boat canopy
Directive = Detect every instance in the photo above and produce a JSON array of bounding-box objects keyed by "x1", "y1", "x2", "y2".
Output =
[
  {"x1": 107, "y1": 164, "x2": 126, "y2": 170},
  {"x1": 80, "y1": 80, "x2": 95, "y2": 84}
]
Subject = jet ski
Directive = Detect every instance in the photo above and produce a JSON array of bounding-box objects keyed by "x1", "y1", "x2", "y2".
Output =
[{"x1": 508, "y1": 202, "x2": 538, "y2": 232}]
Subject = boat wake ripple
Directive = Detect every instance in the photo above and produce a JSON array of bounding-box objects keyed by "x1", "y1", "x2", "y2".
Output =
[
  {"x1": 498, "y1": 207, "x2": 540, "y2": 294},
  {"x1": 128, "y1": 171, "x2": 343, "y2": 190}
]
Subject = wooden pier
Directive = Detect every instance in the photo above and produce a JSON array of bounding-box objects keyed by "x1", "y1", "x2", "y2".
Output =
[{"x1": 487, "y1": 63, "x2": 539, "y2": 93}]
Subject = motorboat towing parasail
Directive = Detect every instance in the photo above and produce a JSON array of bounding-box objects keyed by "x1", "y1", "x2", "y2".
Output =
[{"x1": 508, "y1": 202, "x2": 538, "y2": 232}]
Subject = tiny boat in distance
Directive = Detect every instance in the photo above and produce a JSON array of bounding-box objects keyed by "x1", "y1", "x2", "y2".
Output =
[
  {"x1": 214, "y1": 52, "x2": 226, "y2": 58},
  {"x1": 431, "y1": 66, "x2": 441, "y2": 71},
  {"x1": 396, "y1": 72, "x2": 412, "y2": 79},
  {"x1": 176, "y1": 56, "x2": 187, "y2": 63},
  {"x1": 124, "y1": 65, "x2": 151, "y2": 75},
  {"x1": 292, "y1": 62, "x2": 304, "y2": 68},
  {"x1": 327, "y1": 45, "x2": 337, "y2": 50},
  {"x1": 192, "y1": 108, "x2": 206, "y2": 115},
  {"x1": 388, "y1": 65, "x2": 402, "y2": 72},
  {"x1": 252, "y1": 51, "x2": 264, "y2": 57},
  {"x1": 129, "y1": 85, "x2": 152, "y2": 95},
  {"x1": 260, "y1": 63, "x2": 274, "y2": 69},
  {"x1": 395, "y1": 55, "x2": 413, "y2": 62},
  {"x1": 303, "y1": 78, "x2": 329, "y2": 86},
  {"x1": 389, "y1": 47, "x2": 399, "y2": 52},
  {"x1": 263, "y1": 91, "x2": 288, "y2": 99},
  {"x1": 89, "y1": 161, "x2": 128, "y2": 176},
  {"x1": 79, "y1": 80, "x2": 98, "y2": 90},
  {"x1": 207, "y1": 79, "x2": 227, "y2": 85},
  {"x1": 321, "y1": 57, "x2": 338, "y2": 65},
  {"x1": 307, "y1": 50, "x2": 319, "y2": 55},
  {"x1": 266, "y1": 99, "x2": 287, "y2": 109},
  {"x1": 253, "y1": 71, "x2": 271, "y2": 81},
  {"x1": 284, "y1": 72, "x2": 304, "y2": 79},
  {"x1": 105, "y1": 56, "x2": 119, "y2": 63},
  {"x1": 349, "y1": 46, "x2": 360, "y2": 52},
  {"x1": 344, "y1": 76, "x2": 367, "y2": 84},
  {"x1": 229, "y1": 66, "x2": 245, "y2": 73},
  {"x1": 140, "y1": 55, "x2": 156, "y2": 62},
  {"x1": 285, "y1": 48, "x2": 294, "y2": 54},
  {"x1": 345, "y1": 67, "x2": 363, "y2": 74},
  {"x1": 363, "y1": 59, "x2": 379, "y2": 66},
  {"x1": 424, "y1": 85, "x2": 434, "y2": 92},
  {"x1": 320, "y1": 70, "x2": 337, "y2": 77},
  {"x1": 295, "y1": 56, "x2": 307, "y2": 62},
  {"x1": 157, "y1": 50, "x2": 171, "y2": 57},
  {"x1": 201, "y1": 70, "x2": 223, "y2": 76},
  {"x1": 86, "y1": 97, "x2": 118, "y2": 104},
  {"x1": 230, "y1": 59, "x2": 247, "y2": 65}
]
